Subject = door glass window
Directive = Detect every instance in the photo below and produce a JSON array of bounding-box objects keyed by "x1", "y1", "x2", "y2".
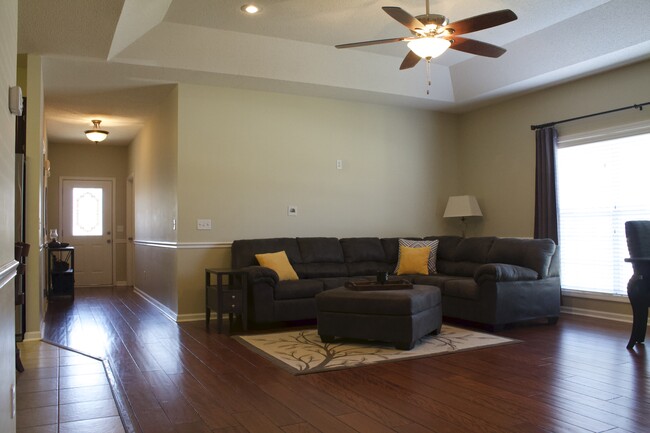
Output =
[{"x1": 72, "y1": 187, "x2": 103, "y2": 236}]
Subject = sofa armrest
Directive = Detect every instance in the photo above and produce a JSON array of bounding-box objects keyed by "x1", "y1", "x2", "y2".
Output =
[
  {"x1": 237, "y1": 265, "x2": 280, "y2": 286},
  {"x1": 474, "y1": 263, "x2": 539, "y2": 284}
]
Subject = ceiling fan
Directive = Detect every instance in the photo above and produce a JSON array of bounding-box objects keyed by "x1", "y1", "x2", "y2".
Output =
[{"x1": 335, "y1": 0, "x2": 517, "y2": 71}]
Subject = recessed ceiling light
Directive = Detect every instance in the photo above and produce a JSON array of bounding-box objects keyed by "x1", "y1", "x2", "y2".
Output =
[{"x1": 241, "y1": 4, "x2": 261, "y2": 14}]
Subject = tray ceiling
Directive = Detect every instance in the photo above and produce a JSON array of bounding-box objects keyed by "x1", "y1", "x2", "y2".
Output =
[{"x1": 18, "y1": 0, "x2": 650, "y2": 145}]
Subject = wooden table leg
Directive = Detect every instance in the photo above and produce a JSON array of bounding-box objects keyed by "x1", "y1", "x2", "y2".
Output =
[
  {"x1": 16, "y1": 345, "x2": 24, "y2": 372},
  {"x1": 627, "y1": 277, "x2": 650, "y2": 349}
]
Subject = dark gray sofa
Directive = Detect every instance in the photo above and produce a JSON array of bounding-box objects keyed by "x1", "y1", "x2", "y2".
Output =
[{"x1": 230, "y1": 236, "x2": 560, "y2": 330}]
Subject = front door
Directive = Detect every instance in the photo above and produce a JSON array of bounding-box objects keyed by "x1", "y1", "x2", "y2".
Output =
[{"x1": 61, "y1": 179, "x2": 113, "y2": 286}]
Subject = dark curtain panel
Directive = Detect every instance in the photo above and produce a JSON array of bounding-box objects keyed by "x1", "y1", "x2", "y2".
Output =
[{"x1": 534, "y1": 127, "x2": 559, "y2": 243}]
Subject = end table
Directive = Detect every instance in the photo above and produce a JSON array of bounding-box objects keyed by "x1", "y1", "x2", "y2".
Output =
[{"x1": 205, "y1": 268, "x2": 248, "y2": 334}]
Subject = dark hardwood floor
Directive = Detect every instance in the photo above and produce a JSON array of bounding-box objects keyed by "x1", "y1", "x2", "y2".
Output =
[{"x1": 43, "y1": 286, "x2": 649, "y2": 433}]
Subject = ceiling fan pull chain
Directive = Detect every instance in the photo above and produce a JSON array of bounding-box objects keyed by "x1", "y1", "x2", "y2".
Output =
[{"x1": 426, "y1": 59, "x2": 431, "y2": 95}]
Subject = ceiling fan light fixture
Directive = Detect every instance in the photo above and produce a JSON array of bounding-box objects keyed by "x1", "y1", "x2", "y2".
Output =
[
  {"x1": 407, "y1": 37, "x2": 451, "y2": 59},
  {"x1": 84, "y1": 119, "x2": 109, "y2": 143}
]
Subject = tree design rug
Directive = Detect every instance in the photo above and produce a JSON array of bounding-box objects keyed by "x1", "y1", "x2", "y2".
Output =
[{"x1": 234, "y1": 325, "x2": 518, "y2": 375}]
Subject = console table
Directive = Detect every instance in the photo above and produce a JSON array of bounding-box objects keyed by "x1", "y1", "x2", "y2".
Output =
[
  {"x1": 47, "y1": 246, "x2": 75, "y2": 300},
  {"x1": 205, "y1": 268, "x2": 248, "y2": 334}
]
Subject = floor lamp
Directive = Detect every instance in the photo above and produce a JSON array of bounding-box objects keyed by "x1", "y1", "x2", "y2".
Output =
[{"x1": 443, "y1": 195, "x2": 483, "y2": 237}]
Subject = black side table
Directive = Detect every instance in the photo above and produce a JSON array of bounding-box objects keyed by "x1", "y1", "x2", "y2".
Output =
[{"x1": 205, "y1": 268, "x2": 248, "y2": 334}]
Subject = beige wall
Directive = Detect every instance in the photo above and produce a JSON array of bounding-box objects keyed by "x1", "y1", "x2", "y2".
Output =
[
  {"x1": 129, "y1": 86, "x2": 178, "y2": 243},
  {"x1": 458, "y1": 59, "x2": 650, "y2": 317},
  {"x1": 129, "y1": 57, "x2": 650, "y2": 321},
  {"x1": 169, "y1": 84, "x2": 460, "y2": 316},
  {"x1": 20, "y1": 54, "x2": 46, "y2": 339},
  {"x1": 47, "y1": 142, "x2": 129, "y2": 282},
  {"x1": 176, "y1": 84, "x2": 460, "y2": 241},
  {"x1": 129, "y1": 86, "x2": 179, "y2": 313},
  {"x1": 458, "y1": 60, "x2": 650, "y2": 237},
  {"x1": 0, "y1": 2, "x2": 17, "y2": 431}
]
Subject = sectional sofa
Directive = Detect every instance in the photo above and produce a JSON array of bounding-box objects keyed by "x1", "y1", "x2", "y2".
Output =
[{"x1": 230, "y1": 236, "x2": 560, "y2": 331}]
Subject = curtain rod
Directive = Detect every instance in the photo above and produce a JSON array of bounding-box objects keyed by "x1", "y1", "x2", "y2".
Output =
[{"x1": 530, "y1": 101, "x2": 650, "y2": 131}]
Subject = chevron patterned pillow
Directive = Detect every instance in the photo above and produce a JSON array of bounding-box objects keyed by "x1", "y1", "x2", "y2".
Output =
[{"x1": 394, "y1": 238, "x2": 439, "y2": 274}]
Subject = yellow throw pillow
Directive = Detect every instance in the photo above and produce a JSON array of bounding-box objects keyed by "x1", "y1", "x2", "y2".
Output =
[
  {"x1": 396, "y1": 246, "x2": 431, "y2": 276},
  {"x1": 255, "y1": 251, "x2": 299, "y2": 281}
]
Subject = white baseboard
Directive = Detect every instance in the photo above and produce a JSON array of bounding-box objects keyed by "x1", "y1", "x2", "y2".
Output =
[
  {"x1": 176, "y1": 311, "x2": 220, "y2": 323},
  {"x1": 561, "y1": 306, "x2": 633, "y2": 323},
  {"x1": 132, "y1": 286, "x2": 178, "y2": 323},
  {"x1": 134, "y1": 297, "x2": 635, "y2": 325},
  {"x1": 115, "y1": 281, "x2": 128, "y2": 286},
  {"x1": 23, "y1": 331, "x2": 42, "y2": 341}
]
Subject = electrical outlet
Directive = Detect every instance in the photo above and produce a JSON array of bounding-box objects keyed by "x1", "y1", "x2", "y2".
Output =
[
  {"x1": 197, "y1": 219, "x2": 212, "y2": 230},
  {"x1": 287, "y1": 206, "x2": 298, "y2": 216},
  {"x1": 336, "y1": 159, "x2": 343, "y2": 170}
]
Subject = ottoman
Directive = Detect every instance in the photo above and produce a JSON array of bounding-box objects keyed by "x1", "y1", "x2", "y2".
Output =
[{"x1": 315, "y1": 284, "x2": 442, "y2": 350}]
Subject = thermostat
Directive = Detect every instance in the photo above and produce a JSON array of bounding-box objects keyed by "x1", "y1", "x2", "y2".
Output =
[{"x1": 9, "y1": 86, "x2": 23, "y2": 116}]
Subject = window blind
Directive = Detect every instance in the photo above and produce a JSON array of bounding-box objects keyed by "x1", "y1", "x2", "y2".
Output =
[{"x1": 557, "y1": 129, "x2": 650, "y2": 295}]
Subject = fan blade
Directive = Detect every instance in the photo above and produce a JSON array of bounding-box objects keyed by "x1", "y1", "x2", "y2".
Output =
[
  {"x1": 382, "y1": 7, "x2": 426, "y2": 32},
  {"x1": 336, "y1": 37, "x2": 406, "y2": 49},
  {"x1": 399, "y1": 50, "x2": 421, "y2": 70},
  {"x1": 448, "y1": 36, "x2": 506, "y2": 58},
  {"x1": 446, "y1": 9, "x2": 517, "y2": 35}
]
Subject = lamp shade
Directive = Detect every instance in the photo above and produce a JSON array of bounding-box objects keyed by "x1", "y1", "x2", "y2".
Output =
[
  {"x1": 85, "y1": 119, "x2": 109, "y2": 143},
  {"x1": 443, "y1": 195, "x2": 483, "y2": 218},
  {"x1": 407, "y1": 37, "x2": 451, "y2": 59}
]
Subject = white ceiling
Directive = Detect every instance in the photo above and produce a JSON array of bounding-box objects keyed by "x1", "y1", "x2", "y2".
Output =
[{"x1": 18, "y1": 0, "x2": 650, "y2": 146}]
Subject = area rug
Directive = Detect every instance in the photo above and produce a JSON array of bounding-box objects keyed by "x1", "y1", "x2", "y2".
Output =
[{"x1": 234, "y1": 325, "x2": 519, "y2": 375}]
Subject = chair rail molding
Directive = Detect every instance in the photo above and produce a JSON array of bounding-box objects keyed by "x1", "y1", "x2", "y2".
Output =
[
  {"x1": 133, "y1": 240, "x2": 232, "y2": 249},
  {"x1": 0, "y1": 260, "x2": 19, "y2": 290}
]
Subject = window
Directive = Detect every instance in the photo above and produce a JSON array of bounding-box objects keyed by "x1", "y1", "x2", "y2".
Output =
[
  {"x1": 557, "y1": 124, "x2": 650, "y2": 296},
  {"x1": 72, "y1": 187, "x2": 103, "y2": 236}
]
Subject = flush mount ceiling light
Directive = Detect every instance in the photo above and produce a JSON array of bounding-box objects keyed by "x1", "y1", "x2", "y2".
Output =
[
  {"x1": 241, "y1": 4, "x2": 261, "y2": 14},
  {"x1": 84, "y1": 119, "x2": 109, "y2": 143}
]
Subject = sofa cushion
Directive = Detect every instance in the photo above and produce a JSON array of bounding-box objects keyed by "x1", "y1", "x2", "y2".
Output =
[
  {"x1": 442, "y1": 278, "x2": 481, "y2": 300},
  {"x1": 396, "y1": 238, "x2": 439, "y2": 274},
  {"x1": 487, "y1": 238, "x2": 556, "y2": 278},
  {"x1": 231, "y1": 238, "x2": 302, "y2": 268},
  {"x1": 297, "y1": 237, "x2": 345, "y2": 263},
  {"x1": 381, "y1": 238, "x2": 400, "y2": 264},
  {"x1": 346, "y1": 262, "x2": 394, "y2": 277},
  {"x1": 315, "y1": 276, "x2": 372, "y2": 290},
  {"x1": 255, "y1": 251, "x2": 299, "y2": 281},
  {"x1": 292, "y1": 263, "x2": 348, "y2": 279},
  {"x1": 474, "y1": 263, "x2": 538, "y2": 284},
  {"x1": 425, "y1": 236, "x2": 462, "y2": 261},
  {"x1": 412, "y1": 274, "x2": 458, "y2": 288},
  {"x1": 439, "y1": 261, "x2": 481, "y2": 277},
  {"x1": 274, "y1": 280, "x2": 323, "y2": 300},
  {"x1": 453, "y1": 237, "x2": 496, "y2": 263},
  {"x1": 396, "y1": 246, "x2": 431, "y2": 275},
  {"x1": 340, "y1": 238, "x2": 386, "y2": 262}
]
